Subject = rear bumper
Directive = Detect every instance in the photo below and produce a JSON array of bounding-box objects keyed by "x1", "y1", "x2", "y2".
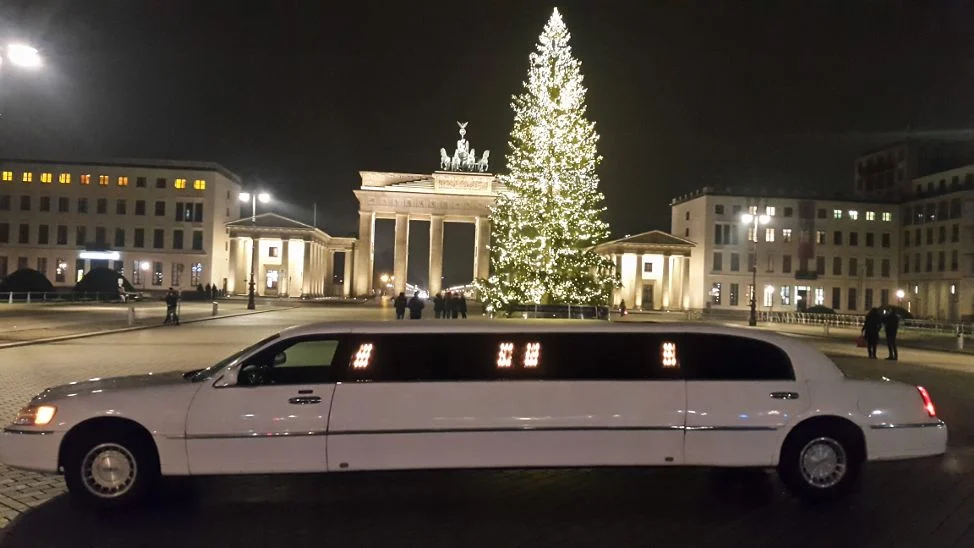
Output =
[
  {"x1": 0, "y1": 428, "x2": 63, "y2": 473},
  {"x1": 865, "y1": 420, "x2": 947, "y2": 461}
]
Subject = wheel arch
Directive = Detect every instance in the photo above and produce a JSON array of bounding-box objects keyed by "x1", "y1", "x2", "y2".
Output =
[
  {"x1": 779, "y1": 415, "x2": 867, "y2": 464},
  {"x1": 58, "y1": 416, "x2": 160, "y2": 473}
]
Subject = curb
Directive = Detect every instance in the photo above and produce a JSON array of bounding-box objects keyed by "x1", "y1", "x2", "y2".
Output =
[{"x1": 0, "y1": 307, "x2": 295, "y2": 350}]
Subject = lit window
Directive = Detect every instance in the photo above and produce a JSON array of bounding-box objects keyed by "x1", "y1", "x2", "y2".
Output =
[
  {"x1": 58, "y1": 173, "x2": 71, "y2": 184},
  {"x1": 765, "y1": 228, "x2": 775, "y2": 242},
  {"x1": 661, "y1": 342, "x2": 678, "y2": 368},
  {"x1": 174, "y1": 178, "x2": 187, "y2": 189},
  {"x1": 763, "y1": 285, "x2": 775, "y2": 307},
  {"x1": 833, "y1": 209, "x2": 842, "y2": 219},
  {"x1": 765, "y1": 206, "x2": 775, "y2": 216},
  {"x1": 781, "y1": 228, "x2": 792, "y2": 242},
  {"x1": 40, "y1": 173, "x2": 52, "y2": 183},
  {"x1": 814, "y1": 287, "x2": 825, "y2": 306},
  {"x1": 848, "y1": 210, "x2": 859, "y2": 220},
  {"x1": 748, "y1": 205, "x2": 758, "y2": 215},
  {"x1": 497, "y1": 342, "x2": 514, "y2": 368},
  {"x1": 99, "y1": 175, "x2": 109, "y2": 186},
  {"x1": 865, "y1": 211, "x2": 876, "y2": 221},
  {"x1": 22, "y1": 172, "x2": 32, "y2": 183},
  {"x1": 118, "y1": 176, "x2": 129, "y2": 187},
  {"x1": 80, "y1": 174, "x2": 91, "y2": 185},
  {"x1": 1, "y1": 171, "x2": 11, "y2": 181},
  {"x1": 193, "y1": 179, "x2": 206, "y2": 190},
  {"x1": 523, "y1": 342, "x2": 541, "y2": 368},
  {"x1": 881, "y1": 212, "x2": 892, "y2": 222},
  {"x1": 352, "y1": 343, "x2": 373, "y2": 369}
]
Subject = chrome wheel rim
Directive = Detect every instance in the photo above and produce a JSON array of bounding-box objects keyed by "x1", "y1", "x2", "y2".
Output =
[
  {"x1": 81, "y1": 443, "x2": 137, "y2": 498},
  {"x1": 799, "y1": 437, "x2": 847, "y2": 489}
]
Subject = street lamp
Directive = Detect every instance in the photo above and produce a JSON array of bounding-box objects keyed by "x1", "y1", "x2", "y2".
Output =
[
  {"x1": 741, "y1": 211, "x2": 770, "y2": 326},
  {"x1": 239, "y1": 192, "x2": 271, "y2": 310},
  {"x1": 2, "y1": 44, "x2": 42, "y2": 69}
]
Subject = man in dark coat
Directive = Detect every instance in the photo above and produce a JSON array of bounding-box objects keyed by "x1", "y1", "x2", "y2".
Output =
[
  {"x1": 164, "y1": 288, "x2": 180, "y2": 325},
  {"x1": 407, "y1": 291, "x2": 425, "y2": 319},
  {"x1": 861, "y1": 307, "x2": 883, "y2": 359},
  {"x1": 444, "y1": 292, "x2": 455, "y2": 319},
  {"x1": 393, "y1": 292, "x2": 407, "y2": 320},
  {"x1": 433, "y1": 292, "x2": 445, "y2": 319},
  {"x1": 458, "y1": 293, "x2": 467, "y2": 319},
  {"x1": 884, "y1": 308, "x2": 900, "y2": 360}
]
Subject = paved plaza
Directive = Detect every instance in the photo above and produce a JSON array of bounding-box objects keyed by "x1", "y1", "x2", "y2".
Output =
[{"x1": 0, "y1": 307, "x2": 971, "y2": 546}]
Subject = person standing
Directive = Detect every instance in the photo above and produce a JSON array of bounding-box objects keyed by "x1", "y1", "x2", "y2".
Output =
[
  {"x1": 407, "y1": 291, "x2": 425, "y2": 319},
  {"x1": 458, "y1": 293, "x2": 467, "y2": 319},
  {"x1": 444, "y1": 292, "x2": 455, "y2": 319},
  {"x1": 393, "y1": 292, "x2": 408, "y2": 320},
  {"x1": 433, "y1": 292, "x2": 445, "y2": 319},
  {"x1": 164, "y1": 288, "x2": 179, "y2": 325},
  {"x1": 861, "y1": 307, "x2": 882, "y2": 359},
  {"x1": 884, "y1": 308, "x2": 899, "y2": 361}
]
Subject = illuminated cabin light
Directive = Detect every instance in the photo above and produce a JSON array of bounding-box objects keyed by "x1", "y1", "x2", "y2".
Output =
[
  {"x1": 352, "y1": 343, "x2": 373, "y2": 369},
  {"x1": 523, "y1": 342, "x2": 541, "y2": 368},
  {"x1": 497, "y1": 342, "x2": 514, "y2": 368},
  {"x1": 661, "y1": 342, "x2": 678, "y2": 368}
]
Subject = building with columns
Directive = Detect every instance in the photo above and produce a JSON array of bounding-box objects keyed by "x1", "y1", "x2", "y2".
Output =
[
  {"x1": 594, "y1": 231, "x2": 694, "y2": 311},
  {"x1": 226, "y1": 213, "x2": 355, "y2": 298}
]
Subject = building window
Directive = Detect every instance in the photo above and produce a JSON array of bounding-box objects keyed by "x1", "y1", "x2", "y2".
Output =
[
  {"x1": 926, "y1": 252, "x2": 933, "y2": 272},
  {"x1": 833, "y1": 231, "x2": 842, "y2": 245},
  {"x1": 131, "y1": 261, "x2": 142, "y2": 285},
  {"x1": 76, "y1": 226, "x2": 87, "y2": 246},
  {"x1": 747, "y1": 225, "x2": 757, "y2": 243},
  {"x1": 781, "y1": 228, "x2": 792, "y2": 243},
  {"x1": 714, "y1": 204, "x2": 724, "y2": 215},
  {"x1": 849, "y1": 232, "x2": 858, "y2": 246},
  {"x1": 815, "y1": 230, "x2": 825, "y2": 245},
  {"x1": 115, "y1": 228, "x2": 125, "y2": 247},
  {"x1": 881, "y1": 233, "x2": 890, "y2": 248},
  {"x1": 815, "y1": 256, "x2": 825, "y2": 275},
  {"x1": 97, "y1": 175, "x2": 109, "y2": 186},
  {"x1": 0, "y1": 223, "x2": 8, "y2": 243},
  {"x1": 865, "y1": 233, "x2": 874, "y2": 247},
  {"x1": 18, "y1": 223, "x2": 29, "y2": 244},
  {"x1": 732, "y1": 205, "x2": 742, "y2": 215},
  {"x1": 36, "y1": 257, "x2": 47, "y2": 277},
  {"x1": 1, "y1": 171, "x2": 11, "y2": 181},
  {"x1": 747, "y1": 284, "x2": 754, "y2": 305},
  {"x1": 865, "y1": 288, "x2": 874, "y2": 309},
  {"x1": 915, "y1": 228, "x2": 921, "y2": 245},
  {"x1": 814, "y1": 287, "x2": 825, "y2": 306},
  {"x1": 269, "y1": 246, "x2": 280, "y2": 258},
  {"x1": 713, "y1": 223, "x2": 738, "y2": 245},
  {"x1": 833, "y1": 209, "x2": 842, "y2": 219},
  {"x1": 727, "y1": 283, "x2": 738, "y2": 306},
  {"x1": 881, "y1": 211, "x2": 891, "y2": 222},
  {"x1": 952, "y1": 224, "x2": 959, "y2": 243},
  {"x1": 191, "y1": 263, "x2": 202, "y2": 286},
  {"x1": 926, "y1": 228, "x2": 933, "y2": 245},
  {"x1": 766, "y1": 252, "x2": 775, "y2": 272},
  {"x1": 831, "y1": 287, "x2": 841, "y2": 310},
  {"x1": 156, "y1": 177, "x2": 166, "y2": 189},
  {"x1": 94, "y1": 226, "x2": 106, "y2": 245},
  {"x1": 58, "y1": 173, "x2": 71, "y2": 184},
  {"x1": 881, "y1": 259, "x2": 890, "y2": 278},
  {"x1": 783, "y1": 207, "x2": 793, "y2": 217},
  {"x1": 77, "y1": 198, "x2": 88, "y2": 214},
  {"x1": 22, "y1": 172, "x2": 32, "y2": 183},
  {"x1": 80, "y1": 174, "x2": 91, "y2": 185},
  {"x1": 153, "y1": 229, "x2": 164, "y2": 249},
  {"x1": 865, "y1": 258, "x2": 874, "y2": 277},
  {"x1": 849, "y1": 257, "x2": 858, "y2": 277},
  {"x1": 848, "y1": 288, "x2": 857, "y2": 311},
  {"x1": 152, "y1": 262, "x2": 163, "y2": 286},
  {"x1": 748, "y1": 205, "x2": 757, "y2": 215},
  {"x1": 915, "y1": 253, "x2": 921, "y2": 273},
  {"x1": 710, "y1": 282, "x2": 721, "y2": 305},
  {"x1": 19, "y1": 195, "x2": 30, "y2": 211},
  {"x1": 38, "y1": 224, "x2": 49, "y2": 245},
  {"x1": 154, "y1": 201, "x2": 166, "y2": 216},
  {"x1": 949, "y1": 198, "x2": 961, "y2": 219},
  {"x1": 136, "y1": 176, "x2": 147, "y2": 188},
  {"x1": 685, "y1": 211, "x2": 690, "y2": 221},
  {"x1": 730, "y1": 253, "x2": 740, "y2": 272},
  {"x1": 135, "y1": 200, "x2": 146, "y2": 215},
  {"x1": 848, "y1": 210, "x2": 858, "y2": 220},
  {"x1": 172, "y1": 263, "x2": 184, "y2": 287},
  {"x1": 56, "y1": 225, "x2": 67, "y2": 245},
  {"x1": 174, "y1": 178, "x2": 187, "y2": 189},
  {"x1": 765, "y1": 206, "x2": 776, "y2": 216},
  {"x1": 938, "y1": 226, "x2": 946, "y2": 244},
  {"x1": 763, "y1": 285, "x2": 774, "y2": 307},
  {"x1": 832, "y1": 257, "x2": 842, "y2": 276},
  {"x1": 817, "y1": 208, "x2": 827, "y2": 219},
  {"x1": 97, "y1": 198, "x2": 107, "y2": 214},
  {"x1": 951, "y1": 250, "x2": 959, "y2": 271},
  {"x1": 55, "y1": 258, "x2": 66, "y2": 283},
  {"x1": 865, "y1": 211, "x2": 875, "y2": 221},
  {"x1": 134, "y1": 228, "x2": 145, "y2": 248},
  {"x1": 117, "y1": 199, "x2": 127, "y2": 215},
  {"x1": 747, "y1": 252, "x2": 755, "y2": 272},
  {"x1": 938, "y1": 251, "x2": 945, "y2": 272},
  {"x1": 0, "y1": 195, "x2": 9, "y2": 212},
  {"x1": 712, "y1": 252, "x2": 722, "y2": 271},
  {"x1": 173, "y1": 229, "x2": 184, "y2": 250},
  {"x1": 779, "y1": 286, "x2": 791, "y2": 306},
  {"x1": 193, "y1": 179, "x2": 206, "y2": 190},
  {"x1": 643, "y1": 261, "x2": 652, "y2": 273},
  {"x1": 938, "y1": 200, "x2": 948, "y2": 220},
  {"x1": 764, "y1": 228, "x2": 775, "y2": 242},
  {"x1": 782, "y1": 254, "x2": 792, "y2": 273},
  {"x1": 40, "y1": 172, "x2": 52, "y2": 183},
  {"x1": 40, "y1": 196, "x2": 50, "y2": 212},
  {"x1": 903, "y1": 254, "x2": 910, "y2": 274},
  {"x1": 118, "y1": 176, "x2": 129, "y2": 187}
]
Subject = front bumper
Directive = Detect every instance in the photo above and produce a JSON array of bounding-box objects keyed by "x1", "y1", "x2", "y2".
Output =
[{"x1": 0, "y1": 428, "x2": 64, "y2": 473}]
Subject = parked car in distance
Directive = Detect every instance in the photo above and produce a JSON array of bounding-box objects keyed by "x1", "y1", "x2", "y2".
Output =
[{"x1": 0, "y1": 322, "x2": 947, "y2": 508}]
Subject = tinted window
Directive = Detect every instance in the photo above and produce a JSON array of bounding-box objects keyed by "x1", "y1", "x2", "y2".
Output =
[{"x1": 680, "y1": 334, "x2": 794, "y2": 381}]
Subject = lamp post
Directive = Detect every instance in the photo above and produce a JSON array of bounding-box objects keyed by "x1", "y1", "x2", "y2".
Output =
[
  {"x1": 741, "y1": 211, "x2": 770, "y2": 326},
  {"x1": 239, "y1": 192, "x2": 271, "y2": 310}
]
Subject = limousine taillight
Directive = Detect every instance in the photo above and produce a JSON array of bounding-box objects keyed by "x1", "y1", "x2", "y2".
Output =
[{"x1": 916, "y1": 386, "x2": 937, "y2": 418}]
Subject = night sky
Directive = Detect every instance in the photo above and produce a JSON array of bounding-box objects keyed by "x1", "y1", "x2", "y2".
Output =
[{"x1": 2, "y1": 1, "x2": 973, "y2": 286}]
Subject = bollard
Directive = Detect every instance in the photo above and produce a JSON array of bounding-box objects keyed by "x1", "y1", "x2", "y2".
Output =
[
  {"x1": 212, "y1": 301, "x2": 219, "y2": 316},
  {"x1": 7, "y1": 293, "x2": 11, "y2": 304},
  {"x1": 128, "y1": 306, "x2": 135, "y2": 326},
  {"x1": 824, "y1": 321, "x2": 830, "y2": 337},
  {"x1": 959, "y1": 331, "x2": 965, "y2": 351}
]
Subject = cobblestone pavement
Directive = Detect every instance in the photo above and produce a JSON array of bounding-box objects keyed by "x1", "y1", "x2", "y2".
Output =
[{"x1": 0, "y1": 309, "x2": 972, "y2": 546}]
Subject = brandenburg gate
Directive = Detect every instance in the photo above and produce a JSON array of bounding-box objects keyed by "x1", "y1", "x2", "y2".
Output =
[{"x1": 352, "y1": 123, "x2": 500, "y2": 296}]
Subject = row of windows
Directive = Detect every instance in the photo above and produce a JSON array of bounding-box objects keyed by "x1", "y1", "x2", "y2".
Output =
[
  {"x1": 714, "y1": 223, "x2": 892, "y2": 248},
  {"x1": 709, "y1": 281, "x2": 891, "y2": 312},
  {"x1": 710, "y1": 204, "x2": 892, "y2": 222},
  {"x1": 903, "y1": 225, "x2": 965, "y2": 247},
  {"x1": 235, "y1": 333, "x2": 795, "y2": 385},
  {"x1": 913, "y1": 175, "x2": 974, "y2": 197},
  {"x1": 902, "y1": 251, "x2": 963, "y2": 274},
  {"x1": 0, "y1": 195, "x2": 206, "y2": 221},
  {"x1": 0, "y1": 223, "x2": 204, "y2": 251},
  {"x1": 1, "y1": 171, "x2": 206, "y2": 190},
  {"x1": 902, "y1": 199, "x2": 964, "y2": 225},
  {"x1": 712, "y1": 251, "x2": 891, "y2": 278},
  {"x1": 0, "y1": 257, "x2": 204, "y2": 288}
]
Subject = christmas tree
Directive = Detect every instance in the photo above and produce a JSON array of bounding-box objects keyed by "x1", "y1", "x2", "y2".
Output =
[{"x1": 478, "y1": 7, "x2": 616, "y2": 313}]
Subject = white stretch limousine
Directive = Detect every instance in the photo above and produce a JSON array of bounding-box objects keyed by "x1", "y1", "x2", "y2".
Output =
[{"x1": 0, "y1": 323, "x2": 947, "y2": 507}]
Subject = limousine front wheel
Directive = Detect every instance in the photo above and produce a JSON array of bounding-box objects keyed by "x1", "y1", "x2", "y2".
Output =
[
  {"x1": 63, "y1": 425, "x2": 159, "y2": 509},
  {"x1": 778, "y1": 422, "x2": 863, "y2": 501}
]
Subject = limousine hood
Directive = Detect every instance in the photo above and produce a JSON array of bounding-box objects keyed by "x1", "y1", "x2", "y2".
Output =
[{"x1": 32, "y1": 370, "x2": 190, "y2": 404}]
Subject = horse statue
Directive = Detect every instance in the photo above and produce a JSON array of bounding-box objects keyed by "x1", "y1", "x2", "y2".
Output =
[
  {"x1": 463, "y1": 148, "x2": 477, "y2": 171},
  {"x1": 477, "y1": 150, "x2": 490, "y2": 172},
  {"x1": 450, "y1": 150, "x2": 461, "y2": 171},
  {"x1": 439, "y1": 148, "x2": 451, "y2": 171}
]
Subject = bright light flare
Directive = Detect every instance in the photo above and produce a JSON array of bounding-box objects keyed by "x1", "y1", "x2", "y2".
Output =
[
  {"x1": 258, "y1": 192, "x2": 271, "y2": 203},
  {"x1": 239, "y1": 192, "x2": 251, "y2": 203},
  {"x1": 6, "y1": 44, "x2": 42, "y2": 68}
]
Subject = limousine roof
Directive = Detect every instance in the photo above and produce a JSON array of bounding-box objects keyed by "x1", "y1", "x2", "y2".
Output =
[{"x1": 276, "y1": 321, "x2": 843, "y2": 380}]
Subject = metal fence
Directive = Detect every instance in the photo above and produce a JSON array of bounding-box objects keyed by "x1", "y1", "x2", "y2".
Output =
[
  {"x1": 753, "y1": 310, "x2": 972, "y2": 336},
  {"x1": 1, "y1": 291, "x2": 124, "y2": 304}
]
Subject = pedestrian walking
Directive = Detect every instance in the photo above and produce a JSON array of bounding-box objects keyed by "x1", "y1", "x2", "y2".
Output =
[
  {"x1": 433, "y1": 292, "x2": 445, "y2": 319},
  {"x1": 861, "y1": 308, "x2": 883, "y2": 359},
  {"x1": 164, "y1": 287, "x2": 180, "y2": 325},
  {"x1": 407, "y1": 291, "x2": 425, "y2": 319},
  {"x1": 393, "y1": 292, "x2": 408, "y2": 320},
  {"x1": 444, "y1": 292, "x2": 455, "y2": 319},
  {"x1": 458, "y1": 293, "x2": 467, "y2": 319},
  {"x1": 884, "y1": 308, "x2": 899, "y2": 361}
]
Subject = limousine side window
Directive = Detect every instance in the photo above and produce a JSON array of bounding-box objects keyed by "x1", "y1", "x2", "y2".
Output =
[
  {"x1": 679, "y1": 334, "x2": 794, "y2": 381},
  {"x1": 238, "y1": 336, "x2": 345, "y2": 386},
  {"x1": 528, "y1": 333, "x2": 683, "y2": 380}
]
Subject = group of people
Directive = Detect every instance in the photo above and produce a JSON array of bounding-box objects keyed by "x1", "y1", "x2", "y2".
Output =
[
  {"x1": 861, "y1": 307, "x2": 900, "y2": 360},
  {"x1": 392, "y1": 290, "x2": 467, "y2": 320}
]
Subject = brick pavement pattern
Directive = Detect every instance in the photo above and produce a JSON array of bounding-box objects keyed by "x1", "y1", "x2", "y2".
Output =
[{"x1": 0, "y1": 308, "x2": 971, "y2": 546}]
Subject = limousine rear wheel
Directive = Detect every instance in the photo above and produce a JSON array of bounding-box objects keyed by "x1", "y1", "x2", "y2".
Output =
[
  {"x1": 778, "y1": 422, "x2": 863, "y2": 501},
  {"x1": 63, "y1": 425, "x2": 159, "y2": 509}
]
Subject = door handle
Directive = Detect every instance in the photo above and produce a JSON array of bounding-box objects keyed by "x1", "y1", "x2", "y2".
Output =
[
  {"x1": 288, "y1": 396, "x2": 322, "y2": 405},
  {"x1": 770, "y1": 392, "x2": 799, "y2": 400}
]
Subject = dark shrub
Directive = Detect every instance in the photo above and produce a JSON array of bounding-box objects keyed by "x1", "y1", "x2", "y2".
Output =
[
  {"x1": 805, "y1": 305, "x2": 836, "y2": 315},
  {"x1": 0, "y1": 268, "x2": 54, "y2": 293},
  {"x1": 73, "y1": 267, "x2": 136, "y2": 295}
]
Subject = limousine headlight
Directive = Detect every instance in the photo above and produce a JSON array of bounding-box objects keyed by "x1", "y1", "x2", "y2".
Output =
[{"x1": 13, "y1": 405, "x2": 57, "y2": 426}]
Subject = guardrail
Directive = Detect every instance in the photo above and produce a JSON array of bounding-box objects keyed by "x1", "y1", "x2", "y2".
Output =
[
  {"x1": 1, "y1": 291, "x2": 124, "y2": 304},
  {"x1": 753, "y1": 310, "x2": 972, "y2": 336}
]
